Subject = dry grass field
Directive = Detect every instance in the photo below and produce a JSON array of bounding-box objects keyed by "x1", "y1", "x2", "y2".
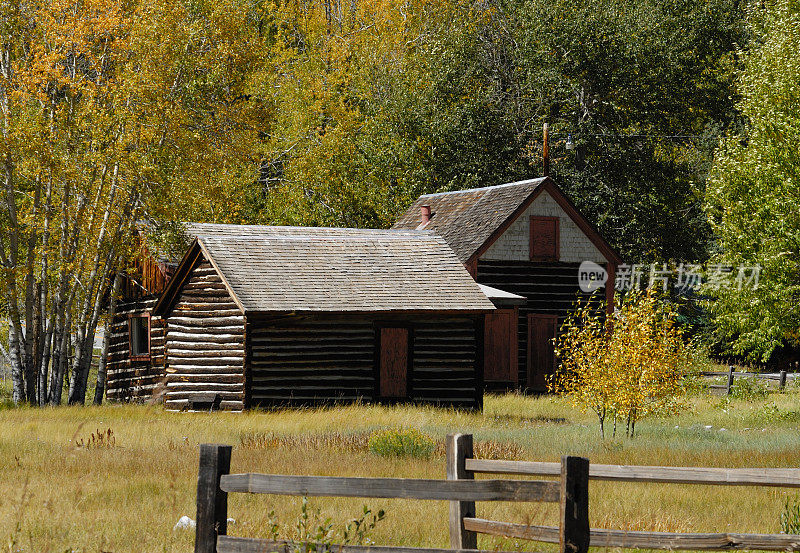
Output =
[{"x1": 2, "y1": 388, "x2": 800, "y2": 553}]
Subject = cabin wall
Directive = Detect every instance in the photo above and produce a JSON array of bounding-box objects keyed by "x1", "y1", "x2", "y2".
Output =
[
  {"x1": 248, "y1": 315, "x2": 481, "y2": 409},
  {"x1": 476, "y1": 260, "x2": 599, "y2": 387},
  {"x1": 164, "y1": 261, "x2": 246, "y2": 411},
  {"x1": 411, "y1": 319, "x2": 480, "y2": 407},
  {"x1": 249, "y1": 318, "x2": 375, "y2": 404},
  {"x1": 106, "y1": 298, "x2": 165, "y2": 402},
  {"x1": 480, "y1": 190, "x2": 605, "y2": 263}
]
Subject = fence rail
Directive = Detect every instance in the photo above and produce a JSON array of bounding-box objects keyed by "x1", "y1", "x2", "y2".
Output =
[
  {"x1": 216, "y1": 537, "x2": 530, "y2": 553},
  {"x1": 461, "y1": 519, "x2": 800, "y2": 551},
  {"x1": 464, "y1": 459, "x2": 800, "y2": 487},
  {"x1": 218, "y1": 473, "x2": 560, "y2": 502},
  {"x1": 194, "y1": 434, "x2": 800, "y2": 553},
  {"x1": 700, "y1": 366, "x2": 797, "y2": 393}
]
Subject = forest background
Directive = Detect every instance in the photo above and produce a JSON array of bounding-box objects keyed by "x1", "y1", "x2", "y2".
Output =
[{"x1": 1, "y1": 0, "x2": 797, "y2": 404}]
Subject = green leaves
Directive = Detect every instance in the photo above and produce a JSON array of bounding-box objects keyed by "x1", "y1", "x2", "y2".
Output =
[{"x1": 705, "y1": 0, "x2": 800, "y2": 361}]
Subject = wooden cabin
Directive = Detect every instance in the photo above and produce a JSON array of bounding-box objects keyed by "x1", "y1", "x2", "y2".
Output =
[
  {"x1": 105, "y1": 241, "x2": 174, "y2": 402},
  {"x1": 393, "y1": 177, "x2": 623, "y2": 392},
  {"x1": 144, "y1": 227, "x2": 497, "y2": 411}
]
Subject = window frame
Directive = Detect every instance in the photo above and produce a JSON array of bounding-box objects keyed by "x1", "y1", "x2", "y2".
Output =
[
  {"x1": 529, "y1": 216, "x2": 560, "y2": 262},
  {"x1": 128, "y1": 312, "x2": 151, "y2": 361}
]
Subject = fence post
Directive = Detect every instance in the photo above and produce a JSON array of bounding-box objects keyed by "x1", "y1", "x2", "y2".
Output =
[
  {"x1": 195, "y1": 444, "x2": 232, "y2": 553},
  {"x1": 726, "y1": 366, "x2": 735, "y2": 395},
  {"x1": 447, "y1": 433, "x2": 477, "y2": 550},
  {"x1": 780, "y1": 370, "x2": 788, "y2": 390},
  {"x1": 560, "y1": 456, "x2": 589, "y2": 553}
]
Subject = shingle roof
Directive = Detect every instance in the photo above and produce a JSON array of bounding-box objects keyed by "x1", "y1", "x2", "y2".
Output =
[
  {"x1": 191, "y1": 229, "x2": 495, "y2": 314},
  {"x1": 391, "y1": 178, "x2": 546, "y2": 262}
]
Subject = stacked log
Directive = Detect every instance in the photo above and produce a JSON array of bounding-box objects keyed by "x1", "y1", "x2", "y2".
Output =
[
  {"x1": 164, "y1": 262, "x2": 245, "y2": 411},
  {"x1": 106, "y1": 298, "x2": 165, "y2": 401}
]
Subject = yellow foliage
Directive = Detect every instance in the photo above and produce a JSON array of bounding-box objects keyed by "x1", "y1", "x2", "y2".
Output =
[{"x1": 550, "y1": 290, "x2": 690, "y2": 438}]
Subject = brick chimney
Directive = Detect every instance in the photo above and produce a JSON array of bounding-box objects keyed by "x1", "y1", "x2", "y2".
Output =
[{"x1": 420, "y1": 205, "x2": 432, "y2": 225}]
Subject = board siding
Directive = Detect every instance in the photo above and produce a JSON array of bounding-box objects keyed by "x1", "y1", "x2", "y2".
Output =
[
  {"x1": 249, "y1": 316, "x2": 480, "y2": 408},
  {"x1": 106, "y1": 297, "x2": 166, "y2": 402},
  {"x1": 164, "y1": 261, "x2": 245, "y2": 411},
  {"x1": 476, "y1": 260, "x2": 602, "y2": 388}
]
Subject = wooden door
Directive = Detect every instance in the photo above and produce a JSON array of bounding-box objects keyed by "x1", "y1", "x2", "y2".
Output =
[
  {"x1": 484, "y1": 309, "x2": 518, "y2": 384},
  {"x1": 527, "y1": 314, "x2": 558, "y2": 391},
  {"x1": 379, "y1": 327, "x2": 409, "y2": 398}
]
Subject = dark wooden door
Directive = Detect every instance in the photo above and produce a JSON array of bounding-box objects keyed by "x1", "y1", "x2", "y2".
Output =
[
  {"x1": 527, "y1": 314, "x2": 558, "y2": 391},
  {"x1": 484, "y1": 309, "x2": 518, "y2": 384},
  {"x1": 379, "y1": 327, "x2": 409, "y2": 398}
]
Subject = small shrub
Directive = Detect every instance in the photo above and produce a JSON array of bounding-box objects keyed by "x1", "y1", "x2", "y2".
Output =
[
  {"x1": 551, "y1": 290, "x2": 690, "y2": 438},
  {"x1": 781, "y1": 496, "x2": 800, "y2": 534},
  {"x1": 729, "y1": 377, "x2": 769, "y2": 400},
  {"x1": 755, "y1": 402, "x2": 800, "y2": 424},
  {"x1": 367, "y1": 428, "x2": 435, "y2": 458},
  {"x1": 265, "y1": 497, "x2": 386, "y2": 549}
]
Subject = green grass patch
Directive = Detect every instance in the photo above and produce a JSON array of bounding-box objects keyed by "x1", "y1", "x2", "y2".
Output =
[{"x1": 367, "y1": 428, "x2": 436, "y2": 459}]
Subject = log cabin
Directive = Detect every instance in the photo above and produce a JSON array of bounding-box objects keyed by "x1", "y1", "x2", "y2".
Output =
[
  {"x1": 392, "y1": 176, "x2": 623, "y2": 392},
  {"x1": 109, "y1": 225, "x2": 507, "y2": 410}
]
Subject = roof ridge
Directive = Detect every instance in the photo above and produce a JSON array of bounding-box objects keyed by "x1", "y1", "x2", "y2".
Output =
[
  {"x1": 185, "y1": 222, "x2": 427, "y2": 234},
  {"x1": 417, "y1": 177, "x2": 546, "y2": 198},
  {"x1": 198, "y1": 233, "x2": 439, "y2": 242}
]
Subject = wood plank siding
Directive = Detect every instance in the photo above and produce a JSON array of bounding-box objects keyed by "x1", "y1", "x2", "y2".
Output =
[
  {"x1": 248, "y1": 316, "x2": 481, "y2": 409},
  {"x1": 106, "y1": 298, "x2": 166, "y2": 401},
  {"x1": 164, "y1": 261, "x2": 245, "y2": 411},
  {"x1": 476, "y1": 260, "x2": 597, "y2": 389}
]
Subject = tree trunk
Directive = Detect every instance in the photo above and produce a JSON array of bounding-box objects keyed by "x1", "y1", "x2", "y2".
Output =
[
  {"x1": 94, "y1": 272, "x2": 121, "y2": 405},
  {"x1": 68, "y1": 164, "x2": 118, "y2": 405}
]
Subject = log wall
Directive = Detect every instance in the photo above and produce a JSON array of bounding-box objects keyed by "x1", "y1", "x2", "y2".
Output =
[
  {"x1": 164, "y1": 261, "x2": 246, "y2": 411},
  {"x1": 106, "y1": 298, "x2": 166, "y2": 401},
  {"x1": 411, "y1": 319, "x2": 480, "y2": 408},
  {"x1": 249, "y1": 315, "x2": 480, "y2": 409},
  {"x1": 249, "y1": 318, "x2": 375, "y2": 404},
  {"x1": 476, "y1": 260, "x2": 596, "y2": 387}
]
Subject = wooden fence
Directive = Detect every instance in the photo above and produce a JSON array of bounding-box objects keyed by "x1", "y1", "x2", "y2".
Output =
[
  {"x1": 194, "y1": 434, "x2": 588, "y2": 553},
  {"x1": 194, "y1": 433, "x2": 800, "y2": 553},
  {"x1": 701, "y1": 366, "x2": 798, "y2": 394}
]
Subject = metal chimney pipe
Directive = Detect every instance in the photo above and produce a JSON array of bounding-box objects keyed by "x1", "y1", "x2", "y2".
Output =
[{"x1": 543, "y1": 122, "x2": 550, "y2": 177}]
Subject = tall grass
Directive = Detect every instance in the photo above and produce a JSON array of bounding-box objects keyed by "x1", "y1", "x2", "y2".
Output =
[{"x1": 1, "y1": 391, "x2": 800, "y2": 552}]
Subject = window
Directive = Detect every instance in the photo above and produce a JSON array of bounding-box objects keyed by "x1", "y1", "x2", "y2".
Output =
[
  {"x1": 129, "y1": 314, "x2": 150, "y2": 360},
  {"x1": 529, "y1": 216, "x2": 560, "y2": 261}
]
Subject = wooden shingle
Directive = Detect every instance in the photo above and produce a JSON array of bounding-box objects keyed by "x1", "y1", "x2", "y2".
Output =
[
  {"x1": 391, "y1": 178, "x2": 546, "y2": 262},
  {"x1": 162, "y1": 229, "x2": 496, "y2": 314}
]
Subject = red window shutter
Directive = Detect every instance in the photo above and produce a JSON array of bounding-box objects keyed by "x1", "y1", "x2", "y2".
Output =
[{"x1": 530, "y1": 216, "x2": 560, "y2": 261}]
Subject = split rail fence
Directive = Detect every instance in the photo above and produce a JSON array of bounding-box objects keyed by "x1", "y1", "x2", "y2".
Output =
[
  {"x1": 194, "y1": 433, "x2": 800, "y2": 553},
  {"x1": 701, "y1": 366, "x2": 798, "y2": 394}
]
